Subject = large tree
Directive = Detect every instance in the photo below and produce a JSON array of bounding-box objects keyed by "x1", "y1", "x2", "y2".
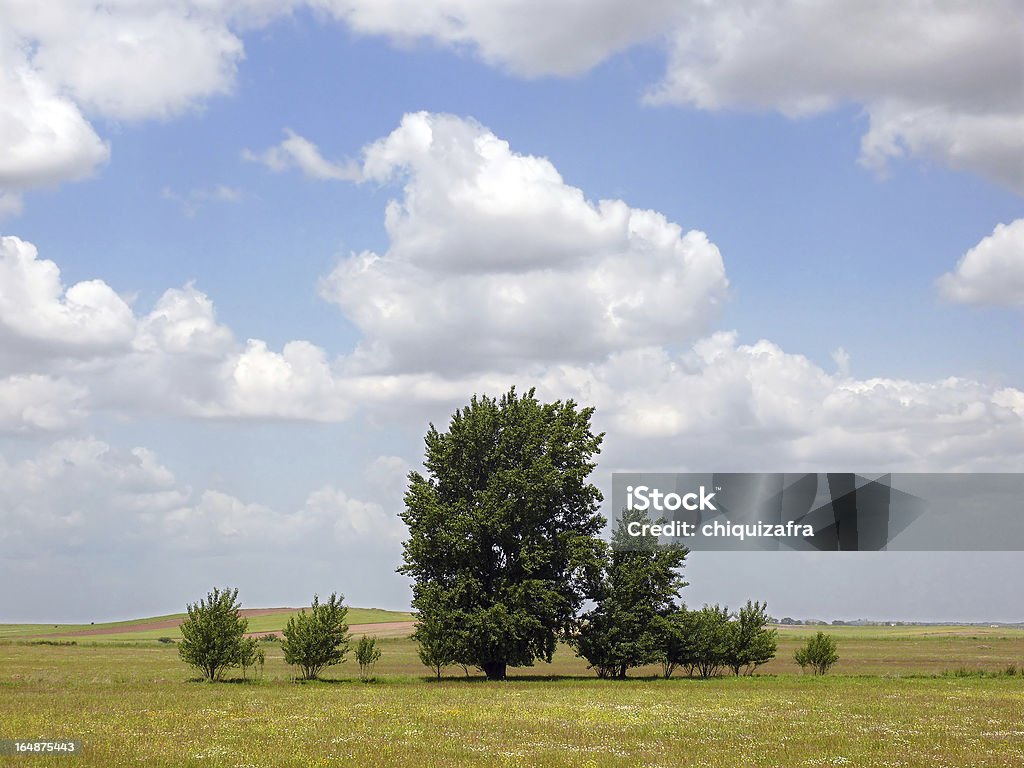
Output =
[{"x1": 399, "y1": 387, "x2": 606, "y2": 680}]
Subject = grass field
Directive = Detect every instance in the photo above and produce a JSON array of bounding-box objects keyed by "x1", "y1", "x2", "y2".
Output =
[
  {"x1": 0, "y1": 608, "x2": 413, "y2": 643},
  {"x1": 1, "y1": 624, "x2": 1021, "y2": 766}
]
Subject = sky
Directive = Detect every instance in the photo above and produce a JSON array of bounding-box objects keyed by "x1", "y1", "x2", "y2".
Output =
[{"x1": 1, "y1": 1, "x2": 1022, "y2": 624}]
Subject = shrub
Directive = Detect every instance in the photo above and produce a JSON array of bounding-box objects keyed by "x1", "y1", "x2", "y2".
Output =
[
  {"x1": 413, "y1": 605, "x2": 460, "y2": 679},
  {"x1": 281, "y1": 593, "x2": 350, "y2": 680},
  {"x1": 690, "y1": 605, "x2": 732, "y2": 678},
  {"x1": 726, "y1": 600, "x2": 777, "y2": 676},
  {"x1": 356, "y1": 635, "x2": 382, "y2": 681},
  {"x1": 657, "y1": 609, "x2": 698, "y2": 679},
  {"x1": 157, "y1": 637, "x2": 175, "y2": 644},
  {"x1": 795, "y1": 631, "x2": 839, "y2": 675},
  {"x1": 178, "y1": 587, "x2": 249, "y2": 681},
  {"x1": 238, "y1": 637, "x2": 265, "y2": 679}
]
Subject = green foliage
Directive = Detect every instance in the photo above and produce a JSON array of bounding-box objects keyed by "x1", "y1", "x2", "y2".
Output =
[
  {"x1": 795, "y1": 631, "x2": 839, "y2": 675},
  {"x1": 400, "y1": 386, "x2": 607, "y2": 680},
  {"x1": 413, "y1": 598, "x2": 464, "y2": 679},
  {"x1": 281, "y1": 593, "x2": 350, "y2": 680},
  {"x1": 573, "y1": 507, "x2": 689, "y2": 678},
  {"x1": 657, "y1": 608, "x2": 699, "y2": 678},
  {"x1": 726, "y1": 600, "x2": 778, "y2": 676},
  {"x1": 355, "y1": 635, "x2": 382, "y2": 681},
  {"x1": 177, "y1": 587, "x2": 249, "y2": 681},
  {"x1": 690, "y1": 605, "x2": 733, "y2": 679},
  {"x1": 238, "y1": 637, "x2": 265, "y2": 679}
]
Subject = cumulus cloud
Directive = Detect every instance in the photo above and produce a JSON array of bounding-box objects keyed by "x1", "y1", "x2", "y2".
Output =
[
  {"x1": 4, "y1": 2, "x2": 245, "y2": 121},
  {"x1": 3, "y1": 1, "x2": 1021, "y2": 200},
  {"x1": 320, "y1": 111, "x2": 728, "y2": 373},
  {"x1": 937, "y1": 219, "x2": 1024, "y2": 307},
  {"x1": 646, "y1": 1, "x2": 1024, "y2": 193},
  {"x1": 0, "y1": 46, "x2": 109, "y2": 191},
  {"x1": 587, "y1": 334, "x2": 1024, "y2": 472},
  {"x1": 243, "y1": 130, "x2": 361, "y2": 181},
  {"x1": 319, "y1": 0, "x2": 679, "y2": 77},
  {"x1": 335, "y1": 334, "x2": 1024, "y2": 473},
  {"x1": 0, "y1": 238, "x2": 354, "y2": 426},
  {"x1": 0, "y1": 436, "x2": 399, "y2": 561},
  {"x1": 0, "y1": 374, "x2": 87, "y2": 433},
  {"x1": 0, "y1": 236, "x2": 135, "y2": 362},
  {"x1": 0, "y1": 0, "x2": 245, "y2": 196}
]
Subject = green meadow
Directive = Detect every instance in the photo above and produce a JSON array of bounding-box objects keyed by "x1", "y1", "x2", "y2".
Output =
[{"x1": 1, "y1": 623, "x2": 1022, "y2": 767}]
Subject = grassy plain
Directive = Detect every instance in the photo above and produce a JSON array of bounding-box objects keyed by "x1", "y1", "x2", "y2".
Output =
[
  {"x1": 0, "y1": 608, "x2": 412, "y2": 643},
  {"x1": 1, "y1": 625, "x2": 1021, "y2": 767}
]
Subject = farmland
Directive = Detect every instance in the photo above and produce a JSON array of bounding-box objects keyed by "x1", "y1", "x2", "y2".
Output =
[{"x1": 1, "y1": 620, "x2": 1022, "y2": 766}]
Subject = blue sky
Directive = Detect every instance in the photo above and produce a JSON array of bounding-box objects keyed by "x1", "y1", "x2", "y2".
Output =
[{"x1": 1, "y1": 2, "x2": 1022, "y2": 623}]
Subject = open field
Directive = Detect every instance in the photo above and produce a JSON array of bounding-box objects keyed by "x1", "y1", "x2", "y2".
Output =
[
  {"x1": 0, "y1": 608, "x2": 413, "y2": 643},
  {"x1": 1, "y1": 625, "x2": 1022, "y2": 766}
]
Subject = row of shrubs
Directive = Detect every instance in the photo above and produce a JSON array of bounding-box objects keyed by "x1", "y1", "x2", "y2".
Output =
[
  {"x1": 177, "y1": 588, "x2": 379, "y2": 682},
  {"x1": 179, "y1": 586, "x2": 842, "y2": 681}
]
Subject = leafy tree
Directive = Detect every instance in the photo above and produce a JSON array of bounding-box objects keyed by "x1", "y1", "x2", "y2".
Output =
[
  {"x1": 795, "y1": 631, "x2": 839, "y2": 675},
  {"x1": 573, "y1": 507, "x2": 688, "y2": 678},
  {"x1": 400, "y1": 387, "x2": 606, "y2": 680},
  {"x1": 238, "y1": 637, "x2": 265, "y2": 679},
  {"x1": 691, "y1": 604, "x2": 732, "y2": 678},
  {"x1": 281, "y1": 593, "x2": 350, "y2": 680},
  {"x1": 726, "y1": 600, "x2": 778, "y2": 676},
  {"x1": 178, "y1": 587, "x2": 249, "y2": 681},
  {"x1": 355, "y1": 635, "x2": 382, "y2": 681},
  {"x1": 413, "y1": 589, "x2": 466, "y2": 679},
  {"x1": 657, "y1": 608, "x2": 699, "y2": 679}
]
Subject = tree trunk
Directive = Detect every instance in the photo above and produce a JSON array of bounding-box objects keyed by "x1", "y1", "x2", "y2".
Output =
[{"x1": 481, "y1": 661, "x2": 507, "y2": 680}]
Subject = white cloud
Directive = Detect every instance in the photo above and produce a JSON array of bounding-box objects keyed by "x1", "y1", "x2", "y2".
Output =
[
  {"x1": 0, "y1": 239, "x2": 355, "y2": 426},
  {"x1": 646, "y1": 1, "x2": 1024, "y2": 193},
  {"x1": 320, "y1": 112, "x2": 728, "y2": 373},
  {"x1": 319, "y1": 0, "x2": 679, "y2": 77},
  {"x1": 3, "y1": 1, "x2": 1020, "y2": 200},
  {"x1": 0, "y1": 374, "x2": 87, "y2": 433},
  {"x1": 937, "y1": 219, "x2": 1024, "y2": 307},
  {"x1": 0, "y1": 236, "x2": 135, "y2": 360},
  {"x1": 0, "y1": 437, "x2": 186, "y2": 559},
  {"x1": 243, "y1": 130, "x2": 361, "y2": 181},
  {"x1": 0, "y1": 436, "x2": 399, "y2": 561},
  {"x1": 5, "y1": 1, "x2": 245, "y2": 121},
  {"x1": 103, "y1": 284, "x2": 353, "y2": 422},
  {"x1": 580, "y1": 334, "x2": 1024, "y2": 472},
  {"x1": 0, "y1": 47, "x2": 109, "y2": 190},
  {"x1": 0, "y1": 0, "x2": 244, "y2": 196}
]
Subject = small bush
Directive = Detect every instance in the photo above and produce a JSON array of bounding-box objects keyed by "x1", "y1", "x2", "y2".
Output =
[
  {"x1": 157, "y1": 637, "x2": 175, "y2": 644},
  {"x1": 281, "y1": 593, "x2": 350, "y2": 681},
  {"x1": 27, "y1": 640, "x2": 77, "y2": 646},
  {"x1": 356, "y1": 635, "x2": 382, "y2": 681},
  {"x1": 178, "y1": 586, "x2": 249, "y2": 682},
  {"x1": 238, "y1": 637, "x2": 265, "y2": 679},
  {"x1": 795, "y1": 631, "x2": 839, "y2": 675},
  {"x1": 258, "y1": 633, "x2": 279, "y2": 643}
]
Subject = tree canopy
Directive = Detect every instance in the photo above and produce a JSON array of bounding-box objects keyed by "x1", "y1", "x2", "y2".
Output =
[
  {"x1": 399, "y1": 387, "x2": 606, "y2": 680},
  {"x1": 178, "y1": 586, "x2": 249, "y2": 682},
  {"x1": 573, "y1": 507, "x2": 689, "y2": 678}
]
